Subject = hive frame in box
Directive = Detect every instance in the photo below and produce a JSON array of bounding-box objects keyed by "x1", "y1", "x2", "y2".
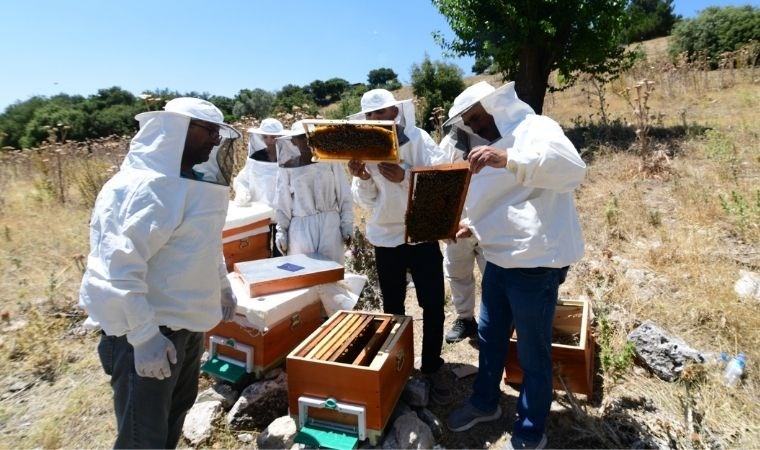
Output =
[
  {"x1": 504, "y1": 298, "x2": 595, "y2": 396},
  {"x1": 300, "y1": 119, "x2": 399, "y2": 163},
  {"x1": 287, "y1": 311, "x2": 413, "y2": 447},
  {"x1": 405, "y1": 161, "x2": 472, "y2": 243}
]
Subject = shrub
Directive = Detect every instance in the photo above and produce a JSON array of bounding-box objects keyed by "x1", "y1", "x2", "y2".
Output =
[{"x1": 668, "y1": 6, "x2": 760, "y2": 67}]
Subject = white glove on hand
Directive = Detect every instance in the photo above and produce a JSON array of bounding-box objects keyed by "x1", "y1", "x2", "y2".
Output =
[
  {"x1": 221, "y1": 287, "x2": 237, "y2": 321},
  {"x1": 133, "y1": 331, "x2": 177, "y2": 380},
  {"x1": 234, "y1": 189, "x2": 252, "y2": 206},
  {"x1": 275, "y1": 232, "x2": 288, "y2": 255}
]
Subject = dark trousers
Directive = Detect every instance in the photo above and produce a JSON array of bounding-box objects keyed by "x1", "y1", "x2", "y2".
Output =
[
  {"x1": 374, "y1": 241, "x2": 445, "y2": 374},
  {"x1": 97, "y1": 328, "x2": 204, "y2": 449}
]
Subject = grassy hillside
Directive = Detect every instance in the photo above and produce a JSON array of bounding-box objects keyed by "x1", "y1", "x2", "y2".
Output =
[{"x1": 0, "y1": 37, "x2": 758, "y2": 448}]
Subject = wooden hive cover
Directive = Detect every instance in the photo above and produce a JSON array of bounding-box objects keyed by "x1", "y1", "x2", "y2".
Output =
[
  {"x1": 234, "y1": 253, "x2": 344, "y2": 298},
  {"x1": 405, "y1": 162, "x2": 472, "y2": 243},
  {"x1": 301, "y1": 119, "x2": 399, "y2": 163}
]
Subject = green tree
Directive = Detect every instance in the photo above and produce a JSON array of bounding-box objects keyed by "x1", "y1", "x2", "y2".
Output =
[
  {"x1": 433, "y1": 0, "x2": 636, "y2": 114},
  {"x1": 274, "y1": 84, "x2": 318, "y2": 115},
  {"x1": 232, "y1": 88, "x2": 275, "y2": 119},
  {"x1": 621, "y1": 0, "x2": 680, "y2": 44},
  {"x1": 308, "y1": 78, "x2": 350, "y2": 106},
  {"x1": 410, "y1": 57, "x2": 465, "y2": 132},
  {"x1": 0, "y1": 96, "x2": 47, "y2": 149},
  {"x1": 668, "y1": 6, "x2": 760, "y2": 67},
  {"x1": 21, "y1": 96, "x2": 88, "y2": 147},
  {"x1": 367, "y1": 68, "x2": 400, "y2": 89}
]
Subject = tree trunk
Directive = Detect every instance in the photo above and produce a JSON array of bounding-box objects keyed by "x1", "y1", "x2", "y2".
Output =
[{"x1": 513, "y1": 47, "x2": 553, "y2": 115}]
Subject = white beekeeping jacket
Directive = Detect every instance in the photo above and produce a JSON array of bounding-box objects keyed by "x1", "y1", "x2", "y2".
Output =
[
  {"x1": 454, "y1": 82, "x2": 587, "y2": 268},
  {"x1": 79, "y1": 111, "x2": 232, "y2": 345}
]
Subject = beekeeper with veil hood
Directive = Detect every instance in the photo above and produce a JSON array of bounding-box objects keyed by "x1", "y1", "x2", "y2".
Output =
[
  {"x1": 442, "y1": 81, "x2": 586, "y2": 450},
  {"x1": 78, "y1": 97, "x2": 241, "y2": 449},
  {"x1": 273, "y1": 120, "x2": 353, "y2": 264}
]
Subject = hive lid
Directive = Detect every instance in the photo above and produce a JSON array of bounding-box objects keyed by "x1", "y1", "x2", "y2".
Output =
[
  {"x1": 301, "y1": 119, "x2": 399, "y2": 163},
  {"x1": 223, "y1": 200, "x2": 274, "y2": 230}
]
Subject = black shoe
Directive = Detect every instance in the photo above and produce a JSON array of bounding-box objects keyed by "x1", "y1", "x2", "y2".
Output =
[{"x1": 445, "y1": 317, "x2": 477, "y2": 343}]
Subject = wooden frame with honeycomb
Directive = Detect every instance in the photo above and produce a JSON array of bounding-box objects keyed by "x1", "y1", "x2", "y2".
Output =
[
  {"x1": 405, "y1": 162, "x2": 471, "y2": 243},
  {"x1": 301, "y1": 119, "x2": 399, "y2": 163}
]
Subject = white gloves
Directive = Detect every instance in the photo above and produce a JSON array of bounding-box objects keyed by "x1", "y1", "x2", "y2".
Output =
[
  {"x1": 275, "y1": 230, "x2": 288, "y2": 255},
  {"x1": 341, "y1": 224, "x2": 353, "y2": 245},
  {"x1": 133, "y1": 331, "x2": 177, "y2": 379},
  {"x1": 234, "y1": 189, "x2": 252, "y2": 206},
  {"x1": 221, "y1": 287, "x2": 237, "y2": 321}
]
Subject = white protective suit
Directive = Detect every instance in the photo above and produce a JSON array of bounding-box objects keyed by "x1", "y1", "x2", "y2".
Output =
[
  {"x1": 274, "y1": 124, "x2": 353, "y2": 264},
  {"x1": 79, "y1": 103, "x2": 239, "y2": 347},
  {"x1": 445, "y1": 82, "x2": 586, "y2": 268},
  {"x1": 232, "y1": 130, "x2": 280, "y2": 208},
  {"x1": 349, "y1": 100, "x2": 439, "y2": 247}
]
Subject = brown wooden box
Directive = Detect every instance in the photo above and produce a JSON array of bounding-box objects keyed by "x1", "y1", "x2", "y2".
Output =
[
  {"x1": 205, "y1": 300, "x2": 323, "y2": 378},
  {"x1": 234, "y1": 253, "x2": 344, "y2": 298},
  {"x1": 222, "y1": 202, "x2": 273, "y2": 271},
  {"x1": 504, "y1": 299, "x2": 594, "y2": 396},
  {"x1": 405, "y1": 162, "x2": 472, "y2": 243},
  {"x1": 287, "y1": 311, "x2": 413, "y2": 444}
]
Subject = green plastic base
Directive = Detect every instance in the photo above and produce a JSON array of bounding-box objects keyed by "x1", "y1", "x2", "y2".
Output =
[
  {"x1": 200, "y1": 357, "x2": 247, "y2": 384},
  {"x1": 294, "y1": 424, "x2": 359, "y2": 450}
]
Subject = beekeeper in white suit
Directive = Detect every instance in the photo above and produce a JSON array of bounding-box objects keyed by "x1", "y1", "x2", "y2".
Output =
[
  {"x1": 232, "y1": 118, "x2": 287, "y2": 256},
  {"x1": 443, "y1": 81, "x2": 586, "y2": 450},
  {"x1": 432, "y1": 90, "x2": 493, "y2": 343},
  {"x1": 345, "y1": 89, "x2": 452, "y2": 406},
  {"x1": 78, "y1": 97, "x2": 240, "y2": 449},
  {"x1": 273, "y1": 120, "x2": 353, "y2": 264}
]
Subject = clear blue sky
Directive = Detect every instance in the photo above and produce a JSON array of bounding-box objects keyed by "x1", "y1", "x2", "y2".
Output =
[{"x1": 0, "y1": 0, "x2": 757, "y2": 112}]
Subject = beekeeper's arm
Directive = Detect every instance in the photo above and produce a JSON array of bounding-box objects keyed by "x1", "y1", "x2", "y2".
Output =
[
  {"x1": 86, "y1": 180, "x2": 181, "y2": 379},
  {"x1": 333, "y1": 164, "x2": 354, "y2": 242},
  {"x1": 274, "y1": 167, "x2": 293, "y2": 254},
  {"x1": 348, "y1": 159, "x2": 379, "y2": 210}
]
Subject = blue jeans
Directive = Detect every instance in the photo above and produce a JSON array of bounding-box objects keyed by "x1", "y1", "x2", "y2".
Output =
[
  {"x1": 98, "y1": 328, "x2": 204, "y2": 449},
  {"x1": 470, "y1": 263, "x2": 568, "y2": 442},
  {"x1": 374, "y1": 242, "x2": 445, "y2": 374}
]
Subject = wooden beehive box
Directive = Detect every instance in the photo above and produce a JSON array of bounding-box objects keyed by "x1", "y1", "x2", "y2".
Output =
[
  {"x1": 205, "y1": 300, "x2": 323, "y2": 380},
  {"x1": 301, "y1": 119, "x2": 399, "y2": 163},
  {"x1": 234, "y1": 253, "x2": 344, "y2": 298},
  {"x1": 222, "y1": 201, "x2": 273, "y2": 271},
  {"x1": 504, "y1": 299, "x2": 595, "y2": 396},
  {"x1": 405, "y1": 162, "x2": 471, "y2": 243},
  {"x1": 287, "y1": 311, "x2": 413, "y2": 445}
]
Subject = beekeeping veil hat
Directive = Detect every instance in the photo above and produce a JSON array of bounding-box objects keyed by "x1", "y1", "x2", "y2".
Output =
[
  {"x1": 443, "y1": 81, "x2": 534, "y2": 140},
  {"x1": 137, "y1": 97, "x2": 241, "y2": 139},
  {"x1": 348, "y1": 89, "x2": 416, "y2": 146},
  {"x1": 276, "y1": 121, "x2": 313, "y2": 168},
  {"x1": 129, "y1": 97, "x2": 241, "y2": 186},
  {"x1": 247, "y1": 118, "x2": 286, "y2": 136},
  {"x1": 247, "y1": 118, "x2": 286, "y2": 155}
]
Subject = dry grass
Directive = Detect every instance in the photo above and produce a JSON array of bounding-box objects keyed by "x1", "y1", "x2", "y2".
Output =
[{"x1": 1, "y1": 37, "x2": 759, "y2": 448}]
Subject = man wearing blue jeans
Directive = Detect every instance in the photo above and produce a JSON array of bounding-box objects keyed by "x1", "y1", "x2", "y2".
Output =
[{"x1": 443, "y1": 81, "x2": 586, "y2": 449}]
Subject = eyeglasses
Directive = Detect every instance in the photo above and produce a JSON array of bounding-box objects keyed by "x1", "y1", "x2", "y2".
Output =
[{"x1": 190, "y1": 122, "x2": 222, "y2": 141}]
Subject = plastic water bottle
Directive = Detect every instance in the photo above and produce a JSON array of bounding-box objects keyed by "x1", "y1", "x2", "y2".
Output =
[{"x1": 723, "y1": 353, "x2": 746, "y2": 387}]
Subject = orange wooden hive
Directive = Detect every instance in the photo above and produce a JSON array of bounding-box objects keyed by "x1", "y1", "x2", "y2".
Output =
[
  {"x1": 504, "y1": 299, "x2": 595, "y2": 396},
  {"x1": 234, "y1": 253, "x2": 344, "y2": 298},
  {"x1": 405, "y1": 162, "x2": 471, "y2": 243},
  {"x1": 287, "y1": 311, "x2": 413, "y2": 446},
  {"x1": 222, "y1": 201, "x2": 273, "y2": 272}
]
